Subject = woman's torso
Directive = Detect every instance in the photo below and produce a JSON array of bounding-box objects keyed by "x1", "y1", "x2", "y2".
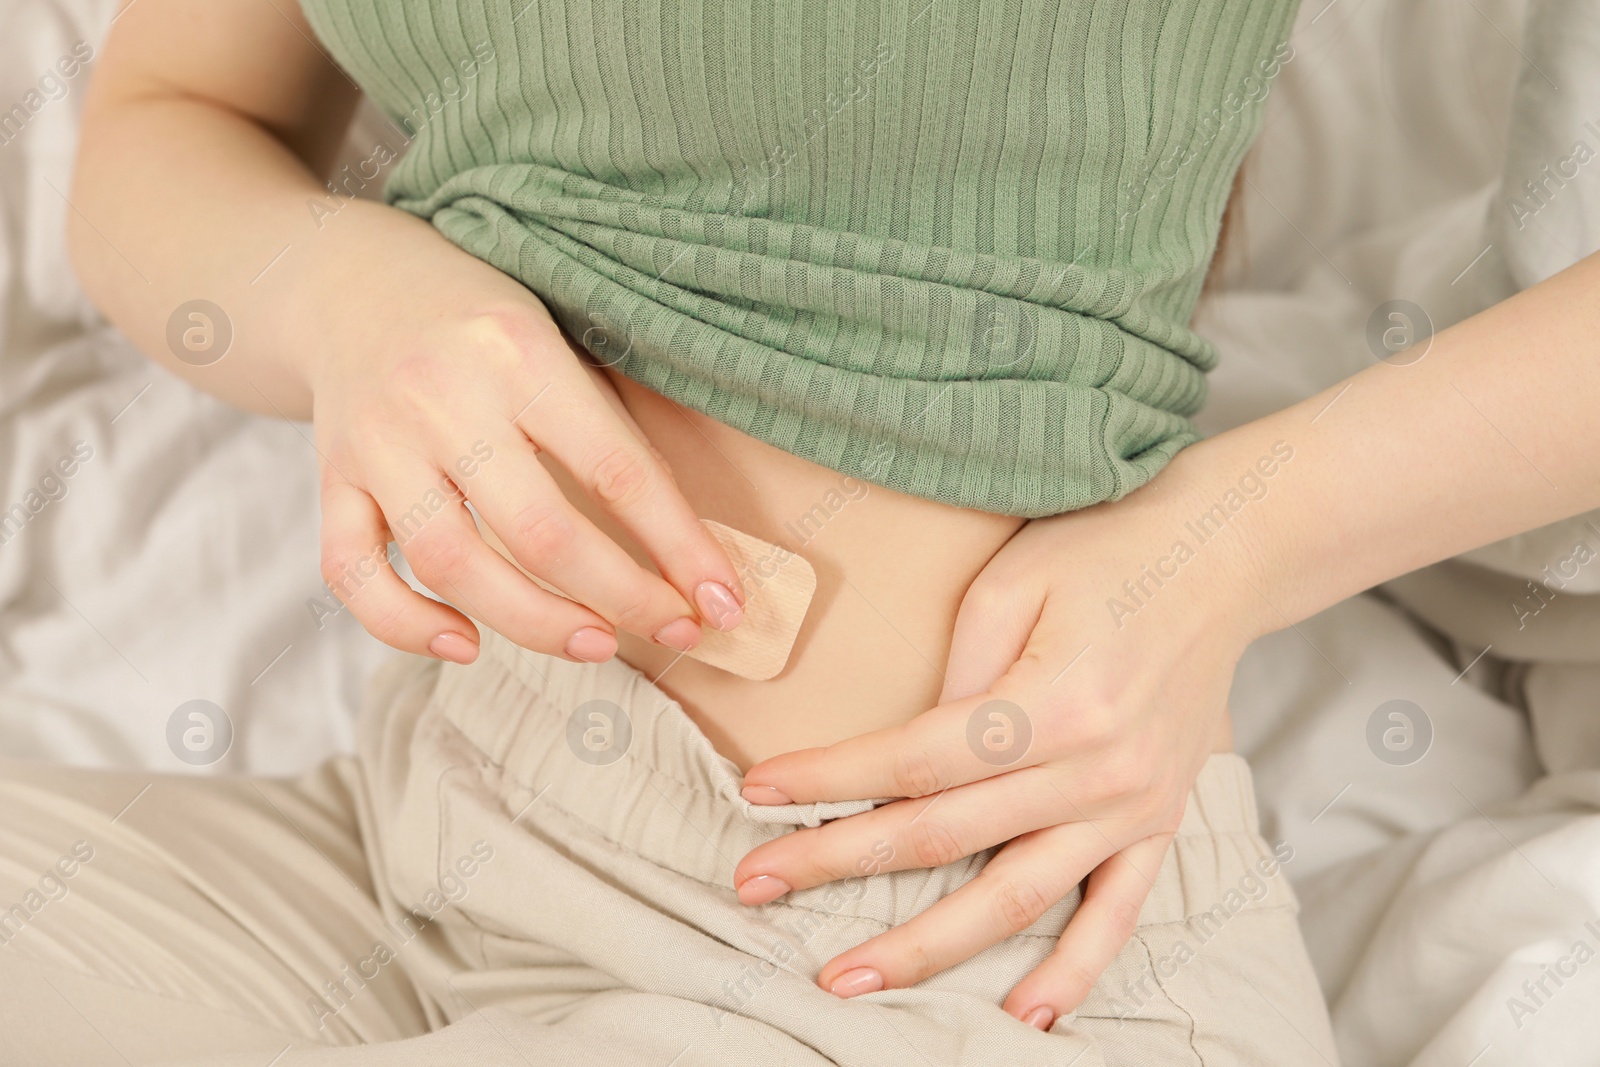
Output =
[
  {"x1": 537, "y1": 364, "x2": 1023, "y2": 770},
  {"x1": 302, "y1": 0, "x2": 1301, "y2": 520},
  {"x1": 302, "y1": 0, "x2": 1301, "y2": 765}
]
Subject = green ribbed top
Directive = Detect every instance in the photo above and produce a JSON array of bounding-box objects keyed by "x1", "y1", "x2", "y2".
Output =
[{"x1": 301, "y1": 0, "x2": 1299, "y2": 516}]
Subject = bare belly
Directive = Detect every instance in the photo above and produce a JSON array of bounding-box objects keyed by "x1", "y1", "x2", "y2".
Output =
[{"x1": 538, "y1": 368, "x2": 1025, "y2": 771}]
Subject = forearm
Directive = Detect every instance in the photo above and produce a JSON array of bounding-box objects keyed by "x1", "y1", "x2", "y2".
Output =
[
  {"x1": 70, "y1": 2, "x2": 517, "y2": 424},
  {"x1": 69, "y1": 89, "x2": 344, "y2": 417},
  {"x1": 1162, "y1": 248, "x2": 1600, "y2": 638}
]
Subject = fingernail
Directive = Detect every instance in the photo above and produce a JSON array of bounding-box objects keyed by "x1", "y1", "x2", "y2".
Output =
[
  {"x1": 564, "y1": 627, "x2": 617, "y2": 663},
  {"x1": 428, "y1": 632, "x2": 478, "y2": 664},
  {"x1": 1021, "y1": 1006, "x2": 1055, "y2": 1032},
  {"x1": 827, "y1": 968, "x2": 883, "y2": 998},
  {"x1": 736, "y1": 874, "x2": 791, "y2": 906},
  {"x1": 652, "y1": 616, "x2": 702, "y2": 652},
  {"x1": 695, "y1": 581, "x2": 744, "y2": 631},
  {"x1": 741, "y1": 784, "x2": 793, "y2": 805}
]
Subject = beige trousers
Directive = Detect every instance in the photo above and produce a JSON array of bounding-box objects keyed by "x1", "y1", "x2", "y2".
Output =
[{"x1": 0, "y1": 628, "x2": 1338, "y2": 1065}]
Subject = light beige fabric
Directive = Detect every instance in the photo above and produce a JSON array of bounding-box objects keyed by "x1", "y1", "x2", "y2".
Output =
[
  {"x1": 1382, "y1": 556, "x2": 1600, "y2": 664},
  {"x1": 0, "y1": 629, "x2": 1338, "y2": 1065}
]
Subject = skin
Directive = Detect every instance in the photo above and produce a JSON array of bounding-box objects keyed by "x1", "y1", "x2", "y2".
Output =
[
  {"x1": 735, "y1": 250, "x2": 1600, "y2": 1027},
  {"x1": 68, "y1": 0, "x2": 1600, "y2": 1041},
  {"x1": 68, "y1": 0, "x2": 748, "y2": 670}
]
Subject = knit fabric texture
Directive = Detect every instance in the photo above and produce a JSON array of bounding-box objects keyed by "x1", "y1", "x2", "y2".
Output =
[{"x1": 301, "y1": 0, "x2": 1301, "y2": 516}]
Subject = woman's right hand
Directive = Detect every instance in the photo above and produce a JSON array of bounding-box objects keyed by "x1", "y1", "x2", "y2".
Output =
[
  {"x1": 290, "y1": 204, "x2": 745, "y2": 666},
  {"x1": 71, "y1": 1, "x2": 743, "y2": 668}
]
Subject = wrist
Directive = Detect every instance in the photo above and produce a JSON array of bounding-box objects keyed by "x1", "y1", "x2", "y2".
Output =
[
  {"x1": 1129, "y1": 430, "x2": 1309, "y2": 648},
  {"x1": 269, "y1": 204, "x2": 380, "y2": 400},
  {"x1": 270, "y1": 199, "x2": 443, "y2": 401}
]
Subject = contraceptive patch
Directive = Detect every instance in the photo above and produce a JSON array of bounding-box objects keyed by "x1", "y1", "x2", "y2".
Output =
[
  {"x1": 688, "y1": 519, "x2": 816, "y2": 681},
  {"x1": 472, "y1": 513, "x2": 815, "y2": 680}
]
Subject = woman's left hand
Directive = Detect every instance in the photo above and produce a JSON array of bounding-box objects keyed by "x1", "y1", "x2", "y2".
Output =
[{"x1": 733, "y1": 448, "x2": 1276, "y2": 1030}]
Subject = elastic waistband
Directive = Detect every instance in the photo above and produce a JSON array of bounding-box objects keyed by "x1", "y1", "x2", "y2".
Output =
[{"x1": 430, "y1": 628, "x2": 1292, "y2": 927}]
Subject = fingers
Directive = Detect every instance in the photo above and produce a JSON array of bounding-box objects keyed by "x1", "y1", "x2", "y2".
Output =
[
  {"x1": 461, "y1": 428, "x2": 706, "y2": 650},
  {"x1": 741, "y1": 674, "x2": 1054, "y2": 805},
  {"x1": 733, "y1": 768, "x2": 1068, "y2": 903},
  {"x1": 314, "y1": 300, "x2": 747, "y2": 661},
  {"x1": 521, "y1": 368, "x2": 746, "y2": 630},
  {"x1": 813, "y1": 823, "x2": 1115, "y2": 1000},
  {"x1": 1002, "y1": 832, "x2": 1173, "y2": 1030},
  {"x1": 319, "y1": 472, "x2": 480, "y2": 662},
  {"x1": 372, "y1": 464, "x2": 621, "y2": 661},
  {"x1": 938, "y1": 575, "x2": 1044, "y2": 705}
]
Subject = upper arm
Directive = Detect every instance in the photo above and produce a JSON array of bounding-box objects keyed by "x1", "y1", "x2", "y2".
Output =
[{"x1": 85, "y1": 0, "x2": 361, "y2": 176}]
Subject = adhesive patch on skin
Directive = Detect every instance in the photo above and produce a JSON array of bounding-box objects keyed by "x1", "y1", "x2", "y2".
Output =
[
  {"x1": 474, "y1": 512, "x2": 814, "y2": 681},
  {"x1": 689, "y1": 520, "x2": 816, "y2": 681}
]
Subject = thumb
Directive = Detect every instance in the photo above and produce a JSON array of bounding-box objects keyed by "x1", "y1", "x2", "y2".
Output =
[{"x1": 939, "y1": 576, "x2": 1045, "y2": 705}]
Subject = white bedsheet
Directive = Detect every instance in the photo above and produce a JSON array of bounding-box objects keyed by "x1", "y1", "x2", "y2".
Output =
[
  {"x1": 0, "y1": 0, "x2": 404, "y2": 773},
  {"x1": 1200, "y1": 1, "x2": 1600, "y2": 1063},
  {"x1": 2, "y1": 1, "x2": 1599, "y2": 1064}
]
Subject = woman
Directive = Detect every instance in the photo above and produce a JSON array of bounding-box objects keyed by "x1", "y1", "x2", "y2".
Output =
[{"x1": 7, "y1": 0, "x2": 1598, "y2": 1062}]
